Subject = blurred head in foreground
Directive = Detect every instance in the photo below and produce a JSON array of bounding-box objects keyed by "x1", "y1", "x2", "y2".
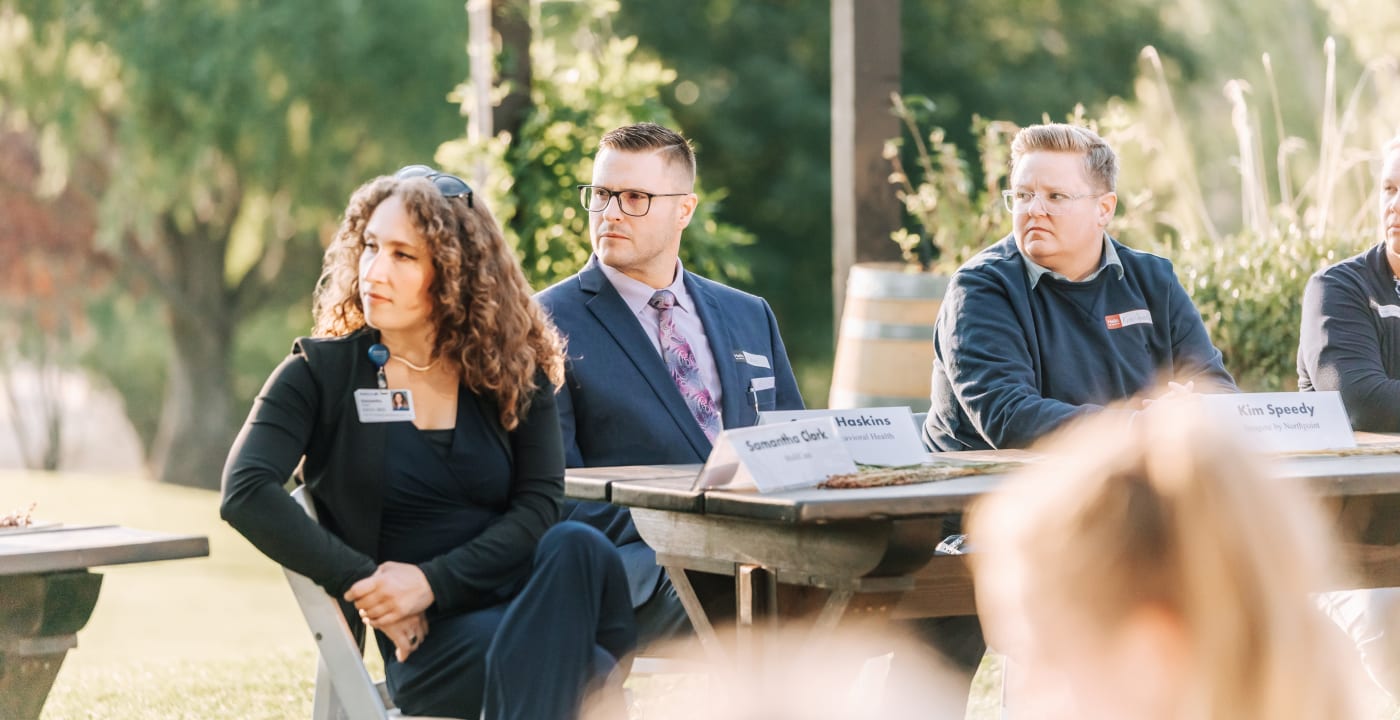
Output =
[
  {"x1": 968, "y1": 396, "x2": 1367, "y2": 720},
  {"x1": 586, "y1": 624, "x2": 970, "y2": 720}
]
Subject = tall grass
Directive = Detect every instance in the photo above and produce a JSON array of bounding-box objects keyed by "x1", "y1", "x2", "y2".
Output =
[{"x1": 1113, "y1": 39, "x2": 1398, "y2": 389}]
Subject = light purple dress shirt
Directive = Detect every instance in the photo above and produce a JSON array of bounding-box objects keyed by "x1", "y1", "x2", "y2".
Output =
[{"x1": 599, "y1": 259, "x2": 724, "y2": 412}]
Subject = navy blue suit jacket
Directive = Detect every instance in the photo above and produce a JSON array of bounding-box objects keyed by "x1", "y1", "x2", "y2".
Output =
[{"x1": 537, "y1": 257, "x2": 803, "y2": 605}]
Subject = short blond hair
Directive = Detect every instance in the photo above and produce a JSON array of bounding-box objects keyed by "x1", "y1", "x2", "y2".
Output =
[
  {"x1": 1010, "y1": 123, "x2": 1118, "y2": 193},
  {"x1": 969, "y1": 397, "x2": 1366, "y2": 719}
]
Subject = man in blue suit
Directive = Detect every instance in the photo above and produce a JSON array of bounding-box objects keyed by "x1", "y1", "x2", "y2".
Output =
[{"x1": 538, "y1": 123, "x2": 804, "y2": 645}]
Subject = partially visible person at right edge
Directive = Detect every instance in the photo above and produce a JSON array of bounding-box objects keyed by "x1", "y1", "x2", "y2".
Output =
[
  {"x1": 1299, "y1": 133, "x2": 1400, "y2": 701},
  {"x1": 969, "y1": 397, "x2": 1370, "y2": 719}
]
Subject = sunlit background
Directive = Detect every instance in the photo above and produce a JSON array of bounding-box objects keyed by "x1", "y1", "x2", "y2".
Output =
[{"x1": 3, "y1": 0, "x2": 1400, "y2": 717}]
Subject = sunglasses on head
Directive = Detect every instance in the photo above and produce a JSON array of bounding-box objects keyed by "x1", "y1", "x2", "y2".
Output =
[{"x1": 395, "y1": 165, "x2": 474, "y2": 208}]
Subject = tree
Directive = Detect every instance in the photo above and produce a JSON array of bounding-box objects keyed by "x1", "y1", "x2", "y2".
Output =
[
  {"x1": 0, "y1": 1, "x2": 471, "y2": 487},
  {"x1": 0, "y1": 124, "x2": 104, "y2": 470},
  {"x1": 613, "y1": 0, "x2": 1189, "y2": 401},
  {"x1": 437, "y1": 0, "x2": 753, "y2": 290}
]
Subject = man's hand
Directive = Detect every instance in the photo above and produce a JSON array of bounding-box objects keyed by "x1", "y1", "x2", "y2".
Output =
[
  {"x1": 345, "y1": 561, "x2": 435, "y2": 626},
  {"x1": 1141, "y1": 381, "x2": 1196, "y2": 409}
]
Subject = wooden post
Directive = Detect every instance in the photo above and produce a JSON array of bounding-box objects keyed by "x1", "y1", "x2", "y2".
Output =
[
  {"x1": 467, "y1": 0, "x2": 494, "y2": 188},
  {"x1": 830, "y1": 0, "x2": 902, "y2": 331}
]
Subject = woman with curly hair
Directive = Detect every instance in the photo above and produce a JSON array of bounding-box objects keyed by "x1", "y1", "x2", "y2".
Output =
[{"x1": 222, "y1": 166, "x2": 636, "y2": 719}]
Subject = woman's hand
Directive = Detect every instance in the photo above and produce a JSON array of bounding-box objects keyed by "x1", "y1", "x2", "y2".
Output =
[
  {"x1": 344, "y1": 561, "x2": 435, "y2": 625},
  {"x1": 380, "y1": 613, "x2": 429, "y2": 662}
]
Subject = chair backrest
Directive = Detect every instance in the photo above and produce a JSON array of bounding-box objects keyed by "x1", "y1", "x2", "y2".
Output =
[{"x1": 284, "y1": 487, "x2": 394, "y2": 720}]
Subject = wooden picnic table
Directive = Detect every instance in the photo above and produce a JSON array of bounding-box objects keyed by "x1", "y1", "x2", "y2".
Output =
[
  {"x1": 565, "y1": 435, "x2": 1400, "y2": 659},
  {"x1": 0, "y1": 524, "x2": 209, "y2": 719}
]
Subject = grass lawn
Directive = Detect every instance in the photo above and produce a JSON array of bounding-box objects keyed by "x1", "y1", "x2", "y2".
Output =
[
  {"x1": 5, "y1": 470, "x2": 1394, "y2": 719},
  {"x1": 7, "y1": 469, "x2": 335, "y2": 718}
]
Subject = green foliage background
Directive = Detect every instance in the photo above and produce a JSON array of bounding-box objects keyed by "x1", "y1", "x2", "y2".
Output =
[
  {"x1": 4, "y1": 0, "x2": 1400, "y2": 473},
  {"x1": 436, "y1": 3, "x2": 753, "y2": 290},
  {"x1": 612, "y1": 0, "x2": 1188, "y2": 400}
]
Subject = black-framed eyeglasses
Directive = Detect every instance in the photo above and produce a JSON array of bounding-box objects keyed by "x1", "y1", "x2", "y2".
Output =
[
  {"x1": 578, "y1": 185, "x2": 688, "y2": 217},
  {"x1": 396, "y1": 164, "x2": 474, "y2": 208}
]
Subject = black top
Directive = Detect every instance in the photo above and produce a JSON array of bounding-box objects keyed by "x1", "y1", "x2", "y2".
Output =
[
  {"x1": 221, "y1": 328, "x2": 563, "y2": 614},
  {"x1": 419, "y1": 428, "x2": 454, "y2": 459},
  {"x1": 923, "y1": 234, "x2": 1236, "y2": 451},
  {"x1": 1298, "y1": 242, "x2": 1400, "y2": 431},
  {"x1": 379, "y1": 394, "x2": 523, "y2": 608}
]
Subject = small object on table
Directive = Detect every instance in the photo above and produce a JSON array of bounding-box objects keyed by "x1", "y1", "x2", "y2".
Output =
[
  {"x1": 0, "y1": 502, "x2": 36, "y2": 528},
  {"x1": 821, "y1": 461, "x2": 1022, "y2": 489}
]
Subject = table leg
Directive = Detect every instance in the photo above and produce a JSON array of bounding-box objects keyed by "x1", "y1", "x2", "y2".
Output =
[
  {"x1": 735, "y1": 564, "x2": 777, "y2": 675},
  {"x1": 811, "y1": 587, "x2": 855, "y2": 633},
  {"x1": 664, "y1": 564, "x2": 727, "y2": 664},
  {"x1": 0, "y1": 570, "x2": 104, "y2": 720}
]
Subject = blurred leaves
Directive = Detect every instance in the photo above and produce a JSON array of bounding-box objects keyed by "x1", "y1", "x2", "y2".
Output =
[
  {"x1": 1115, "y1": 36, "x2": 1395, "y2": 390},
  {"x1": 0, "y1": 0, "x2": 470, "y2": 479},
  {"x1": 1173, "y1": 227, "x2": 1361, "y2": 391},
  {"x1": 886, "y1": 94, "x2": 1016, "y2": 274},
  {"x1": 438, "y1": 0, "x2": 752, "y2": 289},
  {"x1": 615, "y1": 0, "x2": 1186, "y2": 390}
]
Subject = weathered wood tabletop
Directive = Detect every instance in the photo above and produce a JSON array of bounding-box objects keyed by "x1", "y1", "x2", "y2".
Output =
[
  {"x1": 0, "y1": 524, "x2": 210, "y2": 575},
  {"x1": 0, "y1": 524, "x2": 209, "y2": 719},
  {"x1": 565, "y1": 438, "x2": 1400, "y2": 656}
]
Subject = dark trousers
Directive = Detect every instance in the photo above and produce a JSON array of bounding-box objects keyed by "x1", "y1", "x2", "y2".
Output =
[{"x1": 381, "y1": 521, "x2": 637, "y2": 719}]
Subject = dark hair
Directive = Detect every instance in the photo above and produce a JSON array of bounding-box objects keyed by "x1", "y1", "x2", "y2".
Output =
[
  {"x1": 599, "y1": 122, "x2": 697, "y2": 187},
  {"x1": 312, "y1": 175, "x2": 565, "y2": 430}
]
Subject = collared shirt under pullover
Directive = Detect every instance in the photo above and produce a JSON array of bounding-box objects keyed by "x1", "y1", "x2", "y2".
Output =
[{"x1": 923, "y1": 234, "x2": 1237, "y2": 451}]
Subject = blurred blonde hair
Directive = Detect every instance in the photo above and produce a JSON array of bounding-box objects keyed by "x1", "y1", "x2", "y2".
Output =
[
  {"x1": 312, "y1": 176, "x2": 564, "y2": 431},
  {"x1": 968, "y1": 397, "x2": 1367, "y2": 719}
]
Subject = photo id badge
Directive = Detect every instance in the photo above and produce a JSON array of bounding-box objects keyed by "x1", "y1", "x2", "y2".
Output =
[{"x1": 355, "y1": 388, "x2": 416, "y2": 423}]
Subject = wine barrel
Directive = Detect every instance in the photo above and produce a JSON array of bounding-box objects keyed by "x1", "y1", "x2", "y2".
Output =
[{"x1": 828, "y1": 263, "x2": 948, "y2": 412}]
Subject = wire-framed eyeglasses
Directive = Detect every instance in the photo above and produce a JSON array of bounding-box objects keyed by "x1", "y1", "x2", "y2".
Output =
[
  {"x1": 1002, "y1": 189, "x2": 1103, "y2": 215},
  {"x1": 578, "y1": 185, "x2": 688, "y2": 217},
  {"x1": 396, "y1": 165, "x2": 474, "y2": 208}
]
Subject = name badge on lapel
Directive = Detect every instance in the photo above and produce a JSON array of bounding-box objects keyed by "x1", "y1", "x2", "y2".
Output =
[
  {"x1": 1378, "y1": 304, "x2": 1400, "y2": 319},
  {"x1": 355, "y1": 389, "x2": 416, "y2": 423},
  {"x1": 733, "y1": 351, "x2": 771, "y2": 369},
  {"x1": 1105, "y1": 309, "x2": 1152, "y2": 330}
]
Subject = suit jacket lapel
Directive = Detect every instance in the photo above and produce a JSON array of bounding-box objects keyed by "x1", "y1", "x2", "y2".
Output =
[
  {"x1": 579, "y1": 259, "x2": 712, "y2": 457},
  {"x1": 686, "y1": 272, "x2": 746, "y2": 429}
]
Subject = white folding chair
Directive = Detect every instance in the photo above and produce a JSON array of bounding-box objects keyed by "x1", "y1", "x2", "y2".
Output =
[{"x1": 283, "y1": 487, "x2": 453, "y2": 720}]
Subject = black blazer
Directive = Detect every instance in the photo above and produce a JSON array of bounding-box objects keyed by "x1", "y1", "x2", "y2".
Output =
[{"x1": 220, "y1": 328, "x2": 563, "y2": 613}]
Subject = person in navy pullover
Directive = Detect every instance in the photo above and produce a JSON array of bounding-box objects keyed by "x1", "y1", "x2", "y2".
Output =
[
  {"x1": 1301, "y1": 135, "x2": 1400, "y2": 701},
  {"x1": 923, "y1": 123, "x2": 1237, "y2": 452},
  {"x1": 915, "y1": 123, "x2": 1238, "y2": 710}
]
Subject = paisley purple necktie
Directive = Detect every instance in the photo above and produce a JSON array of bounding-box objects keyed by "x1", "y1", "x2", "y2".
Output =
[{"x1": 649, "y1": 290, "x2": 722, "y2": 441}]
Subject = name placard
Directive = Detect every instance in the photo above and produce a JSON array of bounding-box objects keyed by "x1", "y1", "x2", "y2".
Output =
[
  {"x1": 693, "y1": 417, "x2": 858, "y2": 493},
  {"x1": 1198, "y1": 391, "x2": 1355, "y2": 453},
  {"x1": 758, "y1": 407, "x2": 928, "y2": 467}
]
